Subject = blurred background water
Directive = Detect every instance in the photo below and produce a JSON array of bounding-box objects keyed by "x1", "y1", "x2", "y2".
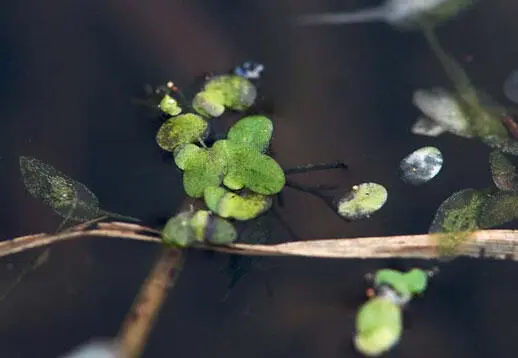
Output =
[{"x1": 2, "y1": 0, "x2": 518, "y2": 357}]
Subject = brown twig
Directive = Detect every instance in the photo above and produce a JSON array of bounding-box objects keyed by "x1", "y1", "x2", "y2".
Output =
[{"x1": 3, "y1": 222, "x2": 518, "y2": 261}]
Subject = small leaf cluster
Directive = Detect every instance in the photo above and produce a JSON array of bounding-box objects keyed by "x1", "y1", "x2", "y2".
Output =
[
  {"x1": 156, "y1": 71, "x2": 285, "y2": 247},
  {"x1": 354, "y1": 268, "x2": 432, "y2": 357}
]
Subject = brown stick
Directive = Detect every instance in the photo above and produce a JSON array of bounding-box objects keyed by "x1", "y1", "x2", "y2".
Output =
[{"x1": 3, "y1": 222, "x2": 518, "y2": 261}]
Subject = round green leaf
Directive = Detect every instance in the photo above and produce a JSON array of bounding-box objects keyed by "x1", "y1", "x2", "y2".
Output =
[
  {"x1": 354, "y1": 297, "x2": 402, "y2": 357},
  {"x1": 337, "y1": 183, "x2": 388, "y2": 220},
  {"x1": 156, "y1": 113, "x2": 208, "y2": 152},
  {"x1": 227, "y1": 115, "x2": 273, "y2": 153},
  {"x1": 192, "y1": 90, "x2": 226, "y2": 118},
  {"x1": 159, "y1": 94, "x2": 182, "y2": 116}
]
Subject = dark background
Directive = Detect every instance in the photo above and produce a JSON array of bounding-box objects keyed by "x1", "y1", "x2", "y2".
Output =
[{"x1": 1, "y1": 0, "x2": 518, "y2": 357}]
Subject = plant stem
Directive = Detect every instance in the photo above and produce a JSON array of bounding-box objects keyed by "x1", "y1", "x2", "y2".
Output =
[{"x1": 284, "y1": 161, "x2": 348, "y2": 175}]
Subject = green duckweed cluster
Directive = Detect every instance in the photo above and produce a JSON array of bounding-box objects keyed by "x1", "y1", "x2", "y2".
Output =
[{"x1": 155, "y1": 73, "x2": 285, "y2": 247}]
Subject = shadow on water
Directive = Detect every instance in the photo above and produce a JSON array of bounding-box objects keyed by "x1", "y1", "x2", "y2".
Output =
[{"x1": 2, "y1": 0, "x2": 518, "y2": 357}]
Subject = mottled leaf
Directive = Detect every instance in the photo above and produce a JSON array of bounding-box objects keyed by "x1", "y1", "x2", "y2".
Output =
[
  {"x1": 489, "y1": 150, "x2": 518, "y2": 191},
  {"x1": 227, "y1": 115, "x2": 273, "y2": 153},
  {"x1": 181, "y1": 147, "x2": 226, "y2": 198},
  {"x1": 156, "y1": 113, "x2": 208, "y2": 152},
  {"x1": 336, "y1": 183, "x2": 388, "y2": 220},
  {"x1": 478, "y1": 191, "x2": 518, "y2": 228}
]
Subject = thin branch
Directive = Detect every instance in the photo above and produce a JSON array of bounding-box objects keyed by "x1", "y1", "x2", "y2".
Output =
[{"x1": 2, "y1": 222, "x2": 518, "y2": 261}]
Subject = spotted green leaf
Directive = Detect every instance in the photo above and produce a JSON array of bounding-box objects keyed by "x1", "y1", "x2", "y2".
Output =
[
  {"x1": 428, "y1": 188, "x2": 486, "y2": 257},
  {"x1": 227, "y1": 115, "x2": 273, "y2": 153},
  {"x1": 156, "y1": 113, "x2": 208, "y2": 152},
  {"x1": 204, "y1": 186, "x2": 273, "y2": 221},
  {"x1": 19, "y1": 156, "x2": 138, "y2": 224},
  {"x1": 354, "y1": 297, "x2": 402, "y2": 357},
  {"x1": 337, "y1": 183, "x2": 388, "y2": 220},
  {"x1": 174, "y1": 143, "x2": 203, "y2": 170}
]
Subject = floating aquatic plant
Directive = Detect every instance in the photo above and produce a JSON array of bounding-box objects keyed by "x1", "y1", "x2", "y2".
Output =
[
  {"x1": 354, "y1": 267, "x2": 434, "y2": 356},
  {"x1": 399, "y1": 146, "x2": 443, "y2": 185},
  {"x1": 19, "y1": 156, "x2": 138, "y2": 226},
  {"x1": 336, "y1": 183, "x2": 388, "y2": 220}
]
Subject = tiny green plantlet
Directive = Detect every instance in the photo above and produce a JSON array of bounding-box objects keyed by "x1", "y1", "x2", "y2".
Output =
[
  {"x1": 19, "y1": 156, "x2": 139, "y2": 228},
  {"x1": 354, "y1": 267, "x2": 434, "y2": 356}
]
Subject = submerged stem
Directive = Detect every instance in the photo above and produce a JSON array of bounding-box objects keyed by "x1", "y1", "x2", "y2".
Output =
[{"x1": 284, "y1": 161, "x2": 348, "y2": 175}]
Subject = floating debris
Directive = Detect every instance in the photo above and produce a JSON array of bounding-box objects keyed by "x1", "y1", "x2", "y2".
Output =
[
  {"x1": 336, "y1": 183, "x2": 388, "y2": 220},
  {"x1": 234, "y1": 61, "x2": 264, "y2": 80},
  {"x1": 503, "y1": 69, "x2": 518, "y2": 104},
  {"x1": 399, "y1": 146, "x2": 443, "y2": 185},
  {"x1": 19, "y1": 156, "x2": 138, "y2": 224}
]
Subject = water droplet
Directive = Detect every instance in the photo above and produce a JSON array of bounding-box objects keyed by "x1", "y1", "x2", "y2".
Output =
[{"x1": 400, "y1": 146, "x2": 443, "y2": 185}]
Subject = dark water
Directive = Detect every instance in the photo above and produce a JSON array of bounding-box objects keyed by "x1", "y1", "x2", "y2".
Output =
[{"x1": 2, "y1": 0, "x2": 518, "y2": 357}]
